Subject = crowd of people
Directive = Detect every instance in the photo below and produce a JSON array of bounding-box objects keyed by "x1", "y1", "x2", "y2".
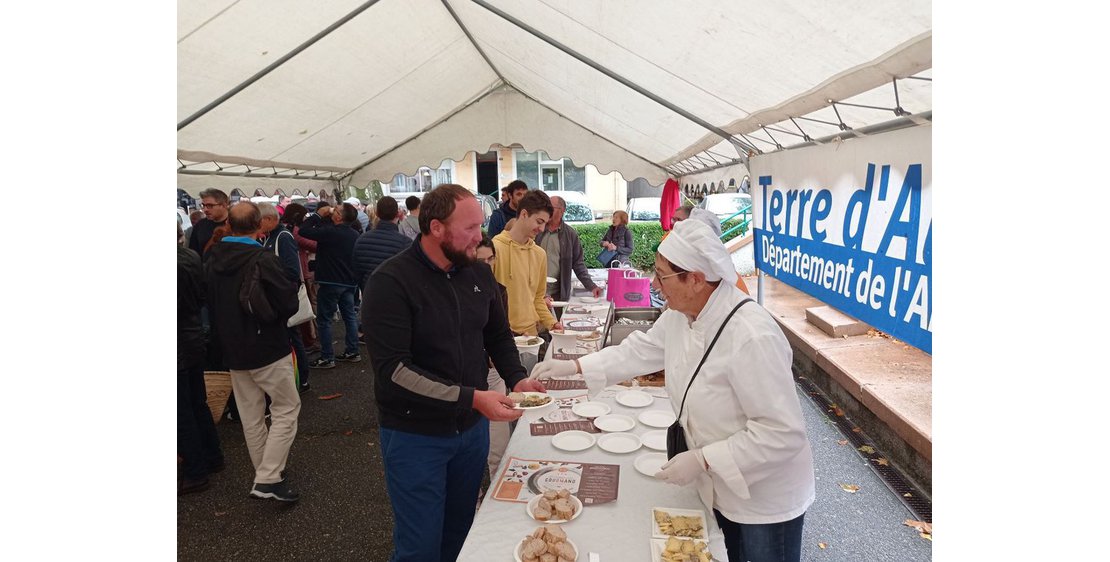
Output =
[{"x1": 178, "y1": 182, "x2": 813, "y2": 562}]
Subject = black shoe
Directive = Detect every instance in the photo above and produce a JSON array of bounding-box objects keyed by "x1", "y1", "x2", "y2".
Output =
[
  {"x1": 250, "y1": 479, "x2": 300, "y2": 502},
  {"x1": 298, "y1": 383, "x2": 311, "y2": 394},
  {"x1": 208, "y1": 459, "x2": 226, "y2": 474},
  {"x1": 309, "y1": 358, "x2": 335, "y2": 369},
  {"x1": 336, "y1": 351, "x2": 361, "y2": 362},
  {"x1": 179, "y1": 477, "x2": 210, "y2": 496}
]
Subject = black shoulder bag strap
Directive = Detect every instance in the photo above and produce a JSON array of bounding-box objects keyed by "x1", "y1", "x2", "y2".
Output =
[{"x1": 668, "y1": 298, "x2": 753, "y2": 459}]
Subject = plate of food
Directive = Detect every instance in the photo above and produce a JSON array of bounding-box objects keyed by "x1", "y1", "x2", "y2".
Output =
[
  {"x1": 575, "y1": 329, "x2": 603, "y2": 341},
  {"x1": 641, "y1": 429, "x2": 667, "y2": 451},
  {"x1": 526, "y1": 490, "x2": 583, "y2": 523},
  {"x1": 638, "y1": 409, "x2": 677, "y2": 428},
  {"x1": 597, "y1": 432, "x2": 642, "y2": 454},
  {"x1": 515, "y1": 526, "x2": 579, "y2": 562},
  {"x1": 634, "y1": 452, "x2": 668, "y2": 477},
  {"x1": 651, "y1": 507, "x2": 708, "y2": 540},
  {"x1": 615, "y1": 390, "x2": 654, "y2": 408},
  {"x1": 593, "y1": 414, "x2": 635, "y2": 432},
  {"x1": 510, "y1": 392, "x2": 554, "y2": 410},
  {"x1": 571, "y1": 401, "x2": 611, "y2": 418},
  {"x1": 650, "y1": 536, "x2": 713, "y2": 562},
  {"x1": 551, "y1": 430, "x2": 596, "y2": 452},
  {"x1": 514, "y1": 335, "x2": 544, "y2": 350}
]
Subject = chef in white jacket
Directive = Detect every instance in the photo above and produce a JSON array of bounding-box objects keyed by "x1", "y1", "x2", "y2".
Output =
[{"x1": 532, "y1": 219, "x2": 815, "y2": 562}]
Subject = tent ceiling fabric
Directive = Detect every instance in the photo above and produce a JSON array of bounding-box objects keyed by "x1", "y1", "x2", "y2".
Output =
[{"x1": 178, "y1": 0, "x2": 931, "y2": 187}]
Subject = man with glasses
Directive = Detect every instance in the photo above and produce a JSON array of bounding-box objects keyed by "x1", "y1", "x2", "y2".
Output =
[
  {"x1": 534, "y1": 195, "x2": 603, "y2": 302},
  {"x1": 188, "y1": 188, "x2": 230, "y2": 257}
]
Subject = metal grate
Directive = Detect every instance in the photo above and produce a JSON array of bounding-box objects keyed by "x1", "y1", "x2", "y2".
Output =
[{"x1": 796, "y1": 376, "x2": 932, "y2": 523}]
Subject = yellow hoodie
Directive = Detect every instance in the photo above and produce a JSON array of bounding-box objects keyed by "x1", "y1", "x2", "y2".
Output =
[{"x1": 491, "y1": 230, "x2": 556, "y2": 335}]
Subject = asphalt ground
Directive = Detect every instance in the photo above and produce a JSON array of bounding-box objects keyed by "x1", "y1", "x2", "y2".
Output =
[{"x1": 179, "y1": 320, "x2": 931, "y2": 561}]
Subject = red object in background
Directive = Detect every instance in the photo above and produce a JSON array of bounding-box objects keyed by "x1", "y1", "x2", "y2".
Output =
[{"x1": 660, "y1": 178, "x2": 680, "y2": 231}]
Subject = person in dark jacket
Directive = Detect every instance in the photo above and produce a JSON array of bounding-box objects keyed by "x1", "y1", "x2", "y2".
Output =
[
  {"x1": 178, "y1": 234, "x2": 223, "y2": 495},
  {"x1": 188, "y1": 188, "x2": 229, "y2": 258},
  {"x1": 352, "y1": 196, "x2": 412, "y2": 290},
  {"x1": 600, "y1": 210, "x2": 635, "y2": 266},
  {"x1": 204, "y1": 201, "x2": 302, "y2": 502},
  {"x1": 259, "y1": 202, "x2": 311, "y2": 393},
  {"x1": 299, "y1": 202, "x2": 362, "y2": 369},
  {"x1": 363, "y1": 184, "x2": 547, "y2": 562},
  {"x1": 485, "y1": 179, "x2": 528, "y2": 238},
  {"x1": 534, "y1": 195, "x2": 603, "y2": 301}
]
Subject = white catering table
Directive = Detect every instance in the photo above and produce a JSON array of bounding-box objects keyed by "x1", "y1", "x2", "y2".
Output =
[{"x1": 457, "y1": 296, "x2": 727, "y2": 561}]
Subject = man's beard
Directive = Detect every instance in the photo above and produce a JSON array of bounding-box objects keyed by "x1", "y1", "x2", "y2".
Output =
[{"x1": 440, "y1": 240, "x2": 475, "y2": 269}]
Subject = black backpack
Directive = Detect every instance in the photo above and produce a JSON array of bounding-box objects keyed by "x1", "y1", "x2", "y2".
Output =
[{"x1": 238, "y1": 252, "x2": 298, "y2": 324}]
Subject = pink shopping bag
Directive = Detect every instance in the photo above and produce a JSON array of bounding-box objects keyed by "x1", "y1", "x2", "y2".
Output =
[{"x1": 608, "y1": 268, "x2": 651, "y2": 308}]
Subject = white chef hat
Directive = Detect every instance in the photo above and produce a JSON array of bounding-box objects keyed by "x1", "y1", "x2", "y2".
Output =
[
  {"x1": 688, "y1": 207, "x2": 722, "y2": 237},
  {"x1": 657, "y1": 219, "x2": 738, "y2": 286}
]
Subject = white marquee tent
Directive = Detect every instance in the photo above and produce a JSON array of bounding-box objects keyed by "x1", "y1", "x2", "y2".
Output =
[{"x1": 177, "y1": 0, "x2": 931, "y2": 197}]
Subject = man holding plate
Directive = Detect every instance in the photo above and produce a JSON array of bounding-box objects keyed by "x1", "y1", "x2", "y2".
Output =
[{"x1": 364, "y1": 184, "x2": 547, "y2": 562}]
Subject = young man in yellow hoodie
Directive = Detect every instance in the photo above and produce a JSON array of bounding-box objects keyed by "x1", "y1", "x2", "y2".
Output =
[{"x1": 491, "y1": 190, "x2": 564, "y2": 336}]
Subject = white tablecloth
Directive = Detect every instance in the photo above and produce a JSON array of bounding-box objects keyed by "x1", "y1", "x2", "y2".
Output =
[{"x1": 459, "y1": 297, "x2": 727, "y2": 561}]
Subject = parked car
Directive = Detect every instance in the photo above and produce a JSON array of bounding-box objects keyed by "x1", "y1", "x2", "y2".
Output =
[
  {"x1": 542, "y1": 190, "x2": 596, "y2": 224},
  {"x1": 698, "y1": 193, "x2": 753, "y2": 220},
  {"x1": 626, "y1": 197, "x2": 662, "y2": 222}
]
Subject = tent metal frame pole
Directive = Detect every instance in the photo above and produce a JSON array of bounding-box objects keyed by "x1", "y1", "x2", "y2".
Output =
[
  {"x1": 468, "y1": 0, "x2": 757, "y2": 156},
  {"x1": 177, "y1": 0, "x2": 384, "y2": 131},
  {"x1": 178, "y1": 169, "x2": 339, "y2": 181},
  {"x1": 671, "y1": 157, "x2": 744, "y2": 178},
  {"x1": 440, "y1": 0, "x2": 507, "y2": 84}
]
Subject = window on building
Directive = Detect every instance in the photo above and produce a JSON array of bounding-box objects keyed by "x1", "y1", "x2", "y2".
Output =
[{"x1": 514, "y1": 150, "x2": 585, "y2": 192}]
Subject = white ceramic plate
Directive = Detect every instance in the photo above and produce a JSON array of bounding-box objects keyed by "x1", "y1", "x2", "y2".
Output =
[
  {"x1": 546, "y1": 277, "x2": 557, "y2": 283},
  {"x1": 615, "y1": 390, "x2": 653, "y2": 408},
  {"x1": 579, "y1": 296, "x2": 599, "y2": 304},
  {"x1": 634, "y1": 452, "x2": 668, "y2": 476},
  {"x1": 514, "y1": 335, "x2": 544, "y2": 350},
  {"x1": 571, "y1": 402, "x2": 611, "y2": 418},
  {"x1": 641, "y1": 429, "x2": 667, "y2": 451},
  {"x1": 638, "y1": 409, "x2": 677, "y2": 428},
  {"x1": 597, "y1": 432, "x2": 642, "y2": 454},
  {"x1": 593, "y1": 414, "x2": 636, "y2": 432},
  {"x1": 526, "y1": 493, "x2": 584, "y2": 523},
  {"x1": 641, "y1": 386, "x2": 669, "y2": 398},
  {"x1": 550, "y1": 300, "x2": 570, "y2": 308},
  {"x1": 649, "y1": 537, "x2": 710, "y2": 561},
  {"x1": 651, "y1": 507, "x2": 709, "y2": 539},
  {"x1": 515, "y1": 537, "x2": 579, "y2": 562},
  {"x1": 512, "y1": 392, "x2": 555, "y2": 410},
  {"x1": 551, "y1": 430, "x2": 596, "y2": 452}
]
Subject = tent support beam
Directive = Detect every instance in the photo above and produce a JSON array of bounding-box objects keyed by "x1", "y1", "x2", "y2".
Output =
[
  {"x1": 177, "y1": 0, "x2": 384, "y2": 131},
  {"x1": 440, "y1": 0, "x2": 507, "y2": 84},
  {"x1": 178, "y1": 169, "x2": 340, "y2": 181},
  {"x1": 469, "y1": 0, "x2": 757, "y2": 157}
]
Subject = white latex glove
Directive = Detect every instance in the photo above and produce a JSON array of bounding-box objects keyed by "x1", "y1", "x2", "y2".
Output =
[
  {"x1": 654, "y1": 449, "x2": 707, "y2": 486},
  {"x1": 530, "y1": 359, "x2": 577, "y2": 380}
]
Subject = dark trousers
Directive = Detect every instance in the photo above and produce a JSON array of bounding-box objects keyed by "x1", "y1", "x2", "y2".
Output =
[
  {"x1": 380, "y1": 422, "x2": 489, "y2": 562},
  {"x1": 288, "y1": 326, "x2": 309, "y2": 388},
  {"x1": 177, "y1": 359, "x2": 224, "y2": 480},
  {"x1": 713, "y1": 510, "x2": 805, "y2": 562}
]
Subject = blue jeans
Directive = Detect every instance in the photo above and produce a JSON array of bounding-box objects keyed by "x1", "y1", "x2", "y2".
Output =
[
  {"x1": 315, "y1": 283, "x2": 358, "y2": 361},
  {"x1": 379, "y1": 422, "x2": 489, "y2": 562},
  {"x1": 713, "y1": 510, "x2": 805, "y2": 562}
]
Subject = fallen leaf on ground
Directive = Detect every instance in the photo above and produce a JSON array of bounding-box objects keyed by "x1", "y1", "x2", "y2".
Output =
[
  {"x1": 874, "y1": 458, "x2": 890, "y2": 466},
  {"x1": 858, "y1": 445, "x2": 876, "y2": 454},
  {"x1": 343, "y1": 430, "x2": 353, "y2": 436},
  {"x1": 318, "y1": 393, "x2": 343, "y2": 400},
  {"x1": 904, "y1": 520, "x2": 932, "y2": 538},
  {"x1": 839, "y1": 483, "x2": 860, "y2": 493},
  {"x1": 852, "y1": 427, "x2": 862, "y2": 433},
  {"x1": 818, "y1": 542, "x2": 828, "y2": 549},
  {"x1": 832, "y1": 407, "x2": 845, "y2": 417},
  {"x1": 903, "y1": 492, "x2": 913, "y2": 498},
  {"x1": 837, "y1": 440, "x2": 848, "y2": 446},
  {"x1": 215, "y1": 511, "x2": 227, "y2": 517}
]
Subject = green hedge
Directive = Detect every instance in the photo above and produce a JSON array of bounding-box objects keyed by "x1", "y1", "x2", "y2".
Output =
[{"x1": 572, "y1": 219, "x2": 749, "y2": 271}]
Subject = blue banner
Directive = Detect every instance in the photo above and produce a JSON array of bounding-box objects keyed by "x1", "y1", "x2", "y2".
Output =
[{"x1": 755, "y1": 227, "x2": 931, "y2": 353}]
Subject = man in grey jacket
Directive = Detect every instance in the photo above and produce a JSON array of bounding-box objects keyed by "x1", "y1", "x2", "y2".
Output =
[{"x1": 534, "y1": 196, "x2": 603, "y2": 301}]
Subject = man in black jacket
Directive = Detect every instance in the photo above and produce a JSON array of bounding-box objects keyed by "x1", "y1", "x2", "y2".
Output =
[
  {"x1": 352, "y1": 195, "x2": 412, "y2": 291},
  {"x1": 300, "y1": 202, "x2": 362, "y2": 369},
  {"x1": 364, "y1": 184, "x2": 547, "y2": 562},
  {"x1": 188, "y1": 188, "x2": 229, "y2": 257},
  {"x1": 205, "y1": 201, "x2": 302, "y2": 503},
  {"x1": 177, "y1": 236, "x2": 223, "y2": 495}
]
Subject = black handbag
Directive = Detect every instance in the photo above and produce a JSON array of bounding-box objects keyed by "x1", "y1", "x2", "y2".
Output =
[{"x1": 667, "y1": 299, "x2": 753, "y2": 459}]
